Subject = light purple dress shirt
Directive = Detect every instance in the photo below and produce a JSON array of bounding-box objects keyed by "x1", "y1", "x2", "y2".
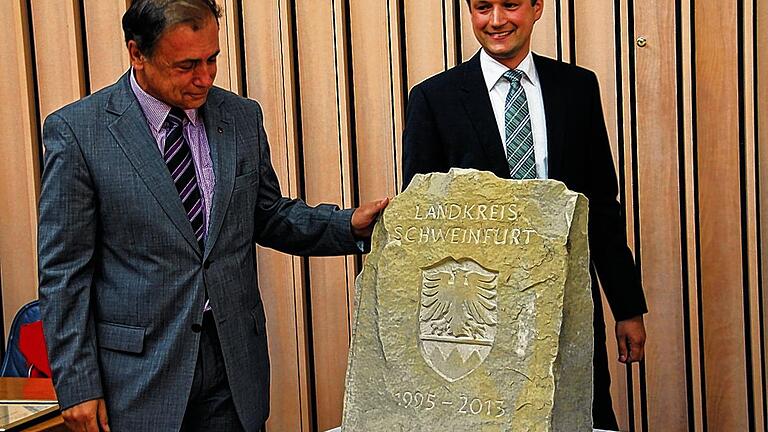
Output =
[{"x1": 129, "y1": 71, "x2": 216, "y2": 239}]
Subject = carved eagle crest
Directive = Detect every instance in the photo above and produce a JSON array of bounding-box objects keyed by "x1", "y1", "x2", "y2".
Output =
[{"x1": 421, "y1": 268, "x2": 498, "y2": 339}]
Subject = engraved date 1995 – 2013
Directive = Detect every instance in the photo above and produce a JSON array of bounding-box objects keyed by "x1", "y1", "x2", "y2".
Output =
[{"x1": 392, "y1": 390, "x2": 507, "y2": 418}]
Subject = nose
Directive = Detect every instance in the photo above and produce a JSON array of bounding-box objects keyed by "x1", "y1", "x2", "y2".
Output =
[
  {"x1": 489, "y1": 6, "x2": 505, "y2": 27},
  {"x1": 194, "y1": 62, "x2": 216, "y2": 88}
]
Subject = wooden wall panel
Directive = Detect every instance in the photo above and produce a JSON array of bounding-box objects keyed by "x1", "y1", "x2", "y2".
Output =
[
  {"x1": 558, "y1": 0, "x2": 572, "y2": 63},
  {"x1": 0, "y1": 0, "x2": 40, "y2": 336},
  {"x1": 680, "y1": 0, "x2": 706, "y2": 429},
  {"x1": 404, "y1": 2, "x2": 450, "y2": 89},
  {"x1": 294, "y1": 1, "x2": 357, "y2": 429},
  {"x1": 695, "y1": 1, "x2": 750, "y2": 430},
  {"x1": 573, "y1": 1, "x2": 619, "y2": 164},
  {"x1": 459, "y1": 2, "x2": 479, "y2": 61},
  {"x1": 30, "y1": 0, "x2": 85, "y2": 121},
  {"x1": 241, "y1": 1, "x2": 310, "y2": 430},
  {"x1": 760, "y1": 6, "x2": 768, "y2": 416},
  {"x1": 214, "y1": 0, "x2": 242, "y2": 94},
  {"x1": 632, "y1": 2, "x2": 689, "y2": 431},
  {"x1": 83, "y1": 0, "x2": 129, "y2": 92},
  {"x1": 442, "y1": 0, "x2": 458, "y2": 68},
  {"x1": 613, "y1": 1, "x2": 638, "y2": 429},
  {"x1": 349, "y1": 0, "x2": 401, "y2": 199},
  {"x1": 529, "y1": 0, "x2": 559, "y2": 58},
  {"x1": 1, "y1": 1, "x2": 767, "y2": 430},
  {"x1": 743, "y1": 0, "x2": 766, "y2": 428},
  {"x1": 573, "y1": 2, "x2": 639, "y2": 428}
]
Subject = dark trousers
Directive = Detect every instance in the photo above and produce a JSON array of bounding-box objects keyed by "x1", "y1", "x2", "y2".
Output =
[{"x1": 181, "y1": 312, "x2": 245, "y2": 432}]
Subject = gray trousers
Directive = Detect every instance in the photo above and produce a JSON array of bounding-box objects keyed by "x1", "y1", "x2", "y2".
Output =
[{"x1": 181, "y1": 312, "x2": 246, "y2": 432}]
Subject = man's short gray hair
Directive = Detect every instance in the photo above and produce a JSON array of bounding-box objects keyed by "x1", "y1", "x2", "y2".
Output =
[{"x1": 122, "y1": 0, "x2": 222, "y2": 57}]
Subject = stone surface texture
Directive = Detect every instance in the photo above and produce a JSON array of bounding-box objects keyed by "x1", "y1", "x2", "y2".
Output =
[{"x1": 342, "y1": 169, "x2": 593, "y2": 431}]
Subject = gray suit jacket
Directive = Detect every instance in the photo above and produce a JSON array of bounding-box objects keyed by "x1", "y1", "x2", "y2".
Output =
[{"x1": 38, "y1": 72, "x2": 359, "y2": 431}]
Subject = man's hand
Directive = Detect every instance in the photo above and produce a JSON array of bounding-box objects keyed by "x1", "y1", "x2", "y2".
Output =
[
  {"x1": 62, "y1": 398, "x2": 110, "y2": 432},
  {"x1": 615, "y1": 314, "x2": 646, "y2": 364},
  {"x1": 351, "y1": 198, "x2": 390, "y2": 238}
]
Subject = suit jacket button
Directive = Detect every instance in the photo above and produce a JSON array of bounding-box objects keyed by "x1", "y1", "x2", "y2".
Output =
[
  {"x1": 191, "y1": 323, "x2": 203, "y2": 333},
  {"x1": 203, "y1": 260, "x2": 211, "y2": 270}
]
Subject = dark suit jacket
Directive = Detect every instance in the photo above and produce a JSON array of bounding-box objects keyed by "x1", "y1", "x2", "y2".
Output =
[
  {"x1": 402, "y1": 52, "x2": 647, "y2": 325},
  {"x1": 38, "y1": 72, "x2": 360, "y2": 431}
]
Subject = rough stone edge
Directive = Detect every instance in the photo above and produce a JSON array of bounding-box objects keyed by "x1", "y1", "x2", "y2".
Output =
[{"x1": 552, "y1": 193, "x2": 594, "y2": 432}]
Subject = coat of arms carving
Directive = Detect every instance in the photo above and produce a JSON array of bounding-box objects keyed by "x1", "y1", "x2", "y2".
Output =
[{"x1": 419, "y1": 257, "x2": 498, "y2": 382}]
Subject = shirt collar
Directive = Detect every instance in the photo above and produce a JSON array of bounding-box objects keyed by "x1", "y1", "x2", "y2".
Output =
[
  {"x1": 479, "y1": 49, "x2": 540, "y2": 91},
  {"x1": 129, "y1": 69, "x2": 199, "y2": 132}
]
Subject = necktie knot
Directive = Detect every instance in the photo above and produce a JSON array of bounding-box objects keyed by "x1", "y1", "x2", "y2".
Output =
[
  {"x1": 503, "y1": 69, "x2": 525, "y2": 85},
  {"x1": 165, "y1": 108, "x2": 186, "y2": 129}
]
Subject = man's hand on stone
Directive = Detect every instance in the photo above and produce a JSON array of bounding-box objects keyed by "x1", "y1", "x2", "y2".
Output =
[
  {"x1": 615, "y1": 315, "x2": 646, "y2": 364},
  {"x1": 62, "y1": 398, "x2": 110, "y2": 432},
  {"x1": 351, "y1": 198, "x2": 390, "y2": 238}
]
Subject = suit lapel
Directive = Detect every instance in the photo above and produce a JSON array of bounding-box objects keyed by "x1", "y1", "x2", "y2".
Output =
[
  {"x1": 106, "y1": 73, "x2": 202, "y2": 254},
  {"x1": 200, "y1": 91, "x2": 235, "y2": 260},
  {"x1": 533, "y1": 54, "x2": 566, "y2": 180},
  {"x1": 460, "y1": 53, "x2": 510, "y2": 178}
]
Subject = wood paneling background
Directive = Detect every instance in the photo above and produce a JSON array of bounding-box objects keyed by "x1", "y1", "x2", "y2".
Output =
[{"x1": 0, "y1": 1, "x2": 765, "y2": 431}]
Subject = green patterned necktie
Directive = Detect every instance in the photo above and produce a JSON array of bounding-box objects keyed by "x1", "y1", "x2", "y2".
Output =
[{"x1": 503, "y1": 70, "x2": 536, "y2": 179}]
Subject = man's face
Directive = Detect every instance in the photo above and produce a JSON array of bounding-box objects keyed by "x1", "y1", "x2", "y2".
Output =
[
  {"x1": 469, "y1": 0, "x2": 543, "y2": 68},
  {"x1": 129, "y1": 16, "x2": 220, "y2": 109}
]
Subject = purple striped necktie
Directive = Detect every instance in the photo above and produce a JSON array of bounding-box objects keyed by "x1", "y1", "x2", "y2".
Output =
[{"x1": 164, "y1": 107, "x2": 205, "y2": 249}]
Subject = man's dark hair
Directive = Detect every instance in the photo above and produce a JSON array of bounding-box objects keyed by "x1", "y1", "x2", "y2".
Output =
[
  {"x1": 123, "y1": 0, "x2": 222, "y2": 57},
  {"x1": 465, "y1": 0, "x2": 539, "y2": 6}
]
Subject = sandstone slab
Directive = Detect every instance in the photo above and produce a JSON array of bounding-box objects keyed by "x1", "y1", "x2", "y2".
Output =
[{"x1": 342, "y1": 169, "x2": 593, "y2": 431}]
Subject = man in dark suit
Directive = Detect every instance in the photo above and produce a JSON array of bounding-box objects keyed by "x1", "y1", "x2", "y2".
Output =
[
  {"x1": 402, "y1": 0, "x2": 647, "y2": 428},
  {"x1": 37, "y1": 1, "x2": 387, "y2": 431}
]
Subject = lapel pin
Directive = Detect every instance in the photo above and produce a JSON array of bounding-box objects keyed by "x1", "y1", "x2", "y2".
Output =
[{"x1": 217, "y1": 127, "x2": 224, "y2": 134}]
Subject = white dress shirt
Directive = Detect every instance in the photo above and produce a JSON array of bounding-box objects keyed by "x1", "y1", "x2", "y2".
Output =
[{"x1": 480, "y1": 49, "x2": 548, "y2": 179}]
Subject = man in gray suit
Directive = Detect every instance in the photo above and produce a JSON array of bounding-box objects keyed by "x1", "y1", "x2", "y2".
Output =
[{"x1": 37, "y1": 1, "x2": 387, "y2": 431}]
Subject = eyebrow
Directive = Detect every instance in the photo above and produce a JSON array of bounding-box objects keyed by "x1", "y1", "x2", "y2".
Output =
[{"x1": 174, "y1": 49, "x2": 221, "y2": 66}]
